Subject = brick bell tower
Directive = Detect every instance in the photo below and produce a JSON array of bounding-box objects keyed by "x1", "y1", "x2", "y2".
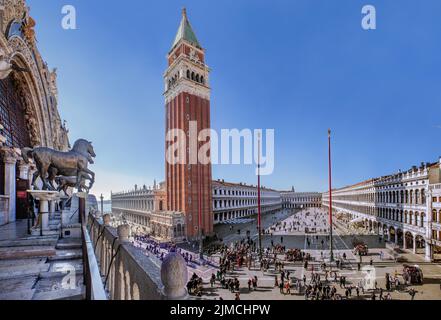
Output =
[{"x1": 164, "y1": 8, "x2": 213, "y2": 240}]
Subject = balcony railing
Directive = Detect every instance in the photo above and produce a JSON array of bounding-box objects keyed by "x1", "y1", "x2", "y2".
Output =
[
  {"x1": 430, "y1": 183, "x2": 441, "y2": 191},
  {"x1": 81, "y1": 224, "x2": 107, "y2": 300}
]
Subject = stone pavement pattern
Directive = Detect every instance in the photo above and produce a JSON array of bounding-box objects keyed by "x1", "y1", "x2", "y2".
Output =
[
  {"x1": 0, "y1": 219, "x2": 85, "y2": 300},
  {"x1": 200, "y1": 208, "x2": 441, "y2": 300}
]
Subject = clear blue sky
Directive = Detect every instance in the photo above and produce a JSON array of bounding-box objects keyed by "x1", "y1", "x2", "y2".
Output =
[{"x1": 28, "y1": 0, "x2": 441, "y2": 199}]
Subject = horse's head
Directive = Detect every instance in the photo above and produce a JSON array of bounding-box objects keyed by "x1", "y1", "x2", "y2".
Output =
[{"x1": 72, "y1": 139, "x2": 96, "y2": 159}]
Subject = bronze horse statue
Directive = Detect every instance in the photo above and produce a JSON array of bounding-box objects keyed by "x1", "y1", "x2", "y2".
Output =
[{"x1": 22, "y1": 139, "x2": 96, "y2": 192}]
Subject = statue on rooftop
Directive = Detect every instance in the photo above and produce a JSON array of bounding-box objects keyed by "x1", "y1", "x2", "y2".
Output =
[{"x1": 21, "y1": 139, "x2": 96, "y2": 192}]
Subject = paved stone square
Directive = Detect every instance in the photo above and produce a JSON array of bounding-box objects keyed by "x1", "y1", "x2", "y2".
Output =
[{"x1": 194, "y1": 208, "x2": 441, "y2": 300}]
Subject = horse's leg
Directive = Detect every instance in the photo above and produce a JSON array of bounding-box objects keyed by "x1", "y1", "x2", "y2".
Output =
[
  {"x1": 40, "y1": 164, "x2": 51, "y2": 191},
  {"x1": 48, "y1": 167, "x2": 57, "y2": 191},
  {"x1": 31, "y1": 171, "x2": 40, "y2": 189},
  {"x1": 76, "y1": 170, "x2": 84, "y2": 192},
  {"x1": 82, "y1": 168, "x2": 95, "y2": 189}
]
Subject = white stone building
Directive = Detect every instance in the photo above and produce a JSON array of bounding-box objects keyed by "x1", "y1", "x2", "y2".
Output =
[
  {"x1": 111, "y1": 186, "x2": 156, "y2": 212},
  {"x1": 212, "y1": 180, "x2": 282, "y2": 224},
  {"x1": 281, "y1": 188, "x2": 322, "y2": 209},
  {"x1": 111, "y1": 185, "x2": 186, "y2": 242},
  {"x1": 322, "y1": 158, "x2": 441, "y2": 261}
]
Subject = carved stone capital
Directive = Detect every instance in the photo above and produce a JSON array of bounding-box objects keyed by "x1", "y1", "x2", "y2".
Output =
[{"x1": 0, "y1": 147, "x2": 18, "y2": 164}]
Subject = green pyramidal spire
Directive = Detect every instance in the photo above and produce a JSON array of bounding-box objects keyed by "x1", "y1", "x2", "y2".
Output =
[{"x1": 171, "y1": 8, "x2": 201, "y2": 50}]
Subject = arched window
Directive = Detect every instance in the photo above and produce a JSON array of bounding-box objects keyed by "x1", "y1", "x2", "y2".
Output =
[
  {"x1": 200, "y1": 76, "x2": 204, "y2": 84},
  {"x1": 186, "y1": 70, "x2": 190, "y2": 78},
  {"x1": 0, "y1": 76, "x2": 31, "y2": 148},
  {"x1": 195, "y1": 74, "x2": 199, "y2": 82},
  {"x1": 191, "y1": 72, "x2": 195, "y2": 80}
]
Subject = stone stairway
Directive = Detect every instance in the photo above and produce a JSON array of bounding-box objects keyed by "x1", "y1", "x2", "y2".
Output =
[{"x1": 0, "y1": 220, "x2": 85, "y2": 300}]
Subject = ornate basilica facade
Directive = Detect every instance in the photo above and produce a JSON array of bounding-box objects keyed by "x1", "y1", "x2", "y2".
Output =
[{"x1": 0, "y1": 0, "x2": 69, "y2": 226}]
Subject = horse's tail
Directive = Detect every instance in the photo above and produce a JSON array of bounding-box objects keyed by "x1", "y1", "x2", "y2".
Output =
[{"x1": 21, "y1": 147, "x2": 34, "y2": 164}]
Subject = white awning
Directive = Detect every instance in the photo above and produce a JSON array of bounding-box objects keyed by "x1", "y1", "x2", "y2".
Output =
[{"x1": 350, "y1": 217, "x2": 364, "y2": 224}]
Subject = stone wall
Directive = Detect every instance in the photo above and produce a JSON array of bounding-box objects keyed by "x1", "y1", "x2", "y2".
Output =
[{"x1": 88, "y1": 214, "x2": 188, "y2": 300}]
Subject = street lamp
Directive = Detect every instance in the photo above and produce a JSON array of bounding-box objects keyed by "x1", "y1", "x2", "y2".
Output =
[{"x1": 100, "y1": 193, "x2": 104, "y2": 214}]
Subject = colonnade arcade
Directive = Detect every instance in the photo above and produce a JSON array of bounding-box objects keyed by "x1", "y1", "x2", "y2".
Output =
[
  {"x1": 342, "y1": 211, "x2": 430, "y2": 257},
  {"x1": 118, "y1": 209, "x2": 186, "y2": 242}
]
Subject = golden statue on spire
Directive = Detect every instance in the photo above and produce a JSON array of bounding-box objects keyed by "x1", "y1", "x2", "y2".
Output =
[{"x1": 22, "y1": 16, "x2": 36, "y2": 44}]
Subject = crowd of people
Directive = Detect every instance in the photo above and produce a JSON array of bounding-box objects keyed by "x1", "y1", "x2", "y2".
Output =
[{"x1": 132, "y1": 207, "x2": 425, "y2": 301}]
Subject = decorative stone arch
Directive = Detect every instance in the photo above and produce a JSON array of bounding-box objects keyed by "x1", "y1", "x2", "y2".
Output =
[
  {"x1": 6, "y1": 38, "x2": 49, "y2": 145},
  {"x1": 389, "y1": 225, "x2": 396, "y2": 242},
  {"x1": 414, "y1": 212, "x2": 420, "y2": 226},
  {"x1": 1, "y1": 8, "x2": 68, "y2": 150},
  {"x1": 396, "y1": 228, "x2": 403, "y2": 246},
  {"x1": 420, "y1": 212, "x2": 425, "y2": 227},
  {"x1": 404, "y1": 231, "x2": 414, "y2": 249},
  {"x1": 415, "y1": 235, "x2": 426, "y2": 253}
]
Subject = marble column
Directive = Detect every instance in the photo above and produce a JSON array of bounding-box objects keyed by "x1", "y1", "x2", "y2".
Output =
[
  {"x1": 403, "y1": 233, "x2": 407, "y2": 250},
  {"x1": 40, "y1": 199, "x2": 50, "y2": 232},
  {"x1": 50, "y1": 200, "x2": 56, "y2": 219},
  {"x1": 413, "y1": 235, "x2": 417, "y2": 254},
  {"x1": 1, "y1": 148, "x2": 17, "y2": 224},
  {"x1": 18, "y1": 161, "x2": 30, "y2": 180},
  {"x1": 27, "y1": 190, "x2": 60, "y2": 235},
  {"x1": 425, "y1": 243, "x2": 433, "y2": 262}
]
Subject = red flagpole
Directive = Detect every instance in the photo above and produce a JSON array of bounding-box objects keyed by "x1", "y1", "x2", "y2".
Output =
[
  {"x1": 328, "y1": 129, "x2": 334, "y2": 261},
  {"x1": 257, "y1": 132, "x2": 262, "y2": 261}
]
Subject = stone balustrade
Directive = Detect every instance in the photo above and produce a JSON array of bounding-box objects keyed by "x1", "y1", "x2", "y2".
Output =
[{"x1": 87, "y1": 213, "x2": 188, "y2": 300}]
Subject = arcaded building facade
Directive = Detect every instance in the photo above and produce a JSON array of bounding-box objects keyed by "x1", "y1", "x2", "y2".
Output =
[
  {"x1": 281, "y1": 189, "x2": 322, "y2": 209},
  {"x1": 111, "y1": 185, "x2": 186, "y2": 243},
  {"x1": 322, "y1": 158, "x2": 441, "y2": 261},
  {"x1": 212, "y1": 180, "x2": 282, "y2": 224},
  {"x1": 0, "y1": 1, "x2": 69, "y2": 226}
]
